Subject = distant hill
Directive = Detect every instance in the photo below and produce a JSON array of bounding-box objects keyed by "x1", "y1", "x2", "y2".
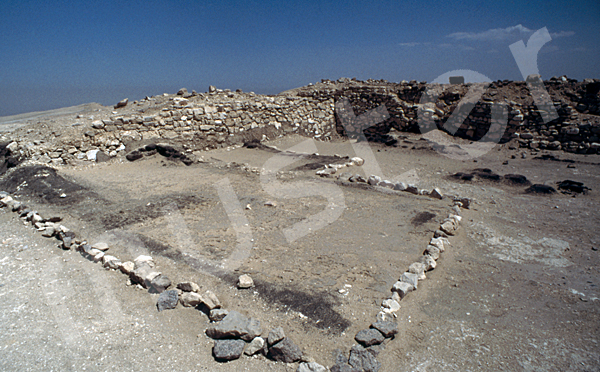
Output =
[{"x1": 0, "y1": 103, "x2": 104, "y2": 125}]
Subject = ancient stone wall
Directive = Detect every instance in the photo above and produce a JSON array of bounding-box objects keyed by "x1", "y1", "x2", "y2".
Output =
[
  {"x1": 90, "y1": 95, "x2": 336, "y2": 149},
  {"x1": 3, "y1": 78, "x2": 600, "y2": 166},
  {"x1": 303, "y1": 78, "x2": 600, "y2": 153}
]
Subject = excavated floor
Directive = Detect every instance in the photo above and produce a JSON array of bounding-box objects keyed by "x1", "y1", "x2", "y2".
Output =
[{"x1": 1, "y1": 132, "x2": 599, "y2": 370}]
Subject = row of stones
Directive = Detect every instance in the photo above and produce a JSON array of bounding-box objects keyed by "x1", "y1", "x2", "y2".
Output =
[
  {"x1": 325, "y1": 174, "x2": 467, "y2": 371},
  {"x1": 345, "y1": 173, "x2": 445, "y2": 200},
  {"x1": 0, "y1": 192, "x2": 329, "y2": 371}
]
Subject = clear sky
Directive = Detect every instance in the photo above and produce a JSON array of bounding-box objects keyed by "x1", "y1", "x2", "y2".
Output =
[{"x1": 1, "y1": 0, "x2": 598, "y2": 116}]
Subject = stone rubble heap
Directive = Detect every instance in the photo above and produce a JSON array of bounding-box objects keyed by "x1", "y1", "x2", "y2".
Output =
[{"x1": 0, "y1": 172, "x2": 468, "y2": 371}]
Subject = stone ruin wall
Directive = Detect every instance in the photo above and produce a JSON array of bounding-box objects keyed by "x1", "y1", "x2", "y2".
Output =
[
  {"x1": 91, "y1": 95, "x2": 337, "y2": 146},
  {"x1": 4, "y1": 78, "x2": 600, "y2": 166},
  {"x1": 312, "y1": 79, "x2": 600, "y2": 154}
]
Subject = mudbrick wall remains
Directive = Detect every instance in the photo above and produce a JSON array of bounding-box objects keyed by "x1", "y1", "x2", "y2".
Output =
[{"x1": 2, "y1": 77, "x2": 600, "y2": 167}]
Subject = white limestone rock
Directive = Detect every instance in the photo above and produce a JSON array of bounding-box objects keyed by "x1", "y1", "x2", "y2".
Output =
[{"x1": 237, "y1": 274, "x2": 254, "y2": 289}]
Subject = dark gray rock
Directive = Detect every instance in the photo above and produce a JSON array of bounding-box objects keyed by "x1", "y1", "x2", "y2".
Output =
[
  {"x1": 333, "y1": 349, "x2": 348, "y2": 365},
  {"x1": 114, "y1": 98, "x2": 128, "y2": 108},
  {"x1": 60, "y1": 236, "x2": 72, "y2": 250},
  {"x1": 96, "y1": 151, "x2": 110, "y2": 163},
  {"x1": 355, "y1": 329, "x2": 384, "y2": 347},
  {"x1": 405, "y1": 184, "x2": 419, "y2": 194},
  {"x1": 370, "y1": 320, "x2": 398, "y2": 338},
  {"x1": 526, "y1": 184, "x2": 556, "y2": 194},
  {"x1": 244, "y1": 318, "x2": 261, "y2": 342},
  {"x1": 80, "y1": 244, "x2": 93, "y2": 255},
  {"x1": 360, "y1": 344, "x2": 381, "y2": 358},
  {"x1": 126, "y1": 151, "x2": 143, "y2": 161},
  {"x1": 150, "y1": 274, "x2": 171, "y2": 293},
  {"x1": 268, "y1": 338, "x2": 302, "y2": 363},
  {"x1": 177, "y1": 88, "x2": 188, "y2": 96},
  {"x1": 205, "y1": 311, "x2": 261, "y2": 341},
  {"x1": 60, "y1": 231, "x2": 76, "y2": 240},
  {"x1": 212, "y1": 339, "x2": 246, "y2": 361},
  {"x1": 268, "y1": 326, "x2": 286, "y2": 346},
  {"x1": 349, "y1": 344, "x2": 381, "y2": 372},
  {"x1": 156, "y1": 290, "x2": 178, "y2": 312}
]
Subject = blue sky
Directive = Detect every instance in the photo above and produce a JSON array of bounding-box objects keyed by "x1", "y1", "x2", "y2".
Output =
[{"x1": 0, "y1": 0, "x2": 598, "y2": 116}]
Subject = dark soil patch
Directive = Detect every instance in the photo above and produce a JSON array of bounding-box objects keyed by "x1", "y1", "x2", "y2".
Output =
[
  {"x1": 450, "y1": 168, "x2": 502, "y2": 182},
  {"x1": 534, "y1": 154, "x2": 575, "y2": 163},
  {"x1": 136, "y1": 234, "x2": 231, "y2": 279},
  {"x1": 254, "y1": 282, "x2": 351, "y2": 334},
  {"x1": 137, "y1": 234, "x2": 171, "y2": 255},
  {"x1": 291, "y1": 154, "x2": 348, "y2": 172},
  {"x1": 450, "y1": 168, "x2": 530, "y2": 187},
  {"x1": 91, "y1": 194, "x2": 208, "y2": 230},
  {"x1": 243, "y1": 139, "x2": 264, "y2": 149},
  {"x1": 0, "y1": 165, "x2": 209, "y2": 231},
  {"x1": 503, "y1": 174, "x2": 532, "y2": 186},
  {"x1": 525, "y1": 184, "x2": 557, "y2": 194},
  {"x1": 472, "y1": 168, "x2": 502, "y2": 181},
  {"x1": 557, "y1": 180, "x2": 590, "y2": 194},
  {"x1": 115, "y1": 233, "x2": 350, "y2": 334},
  {"x1": 452, "y1": 172, "x2": 475, "y2": 181},
  {"x1": 533, "y1": 154, "x2": 600, "y2": 166},
  {"x1": 0, "y1": 165, "x2": 94, "y2": 205},
  {"x1": 242, "y1": 139, "x2": 280, "y2": 153},
  {"x1": 411, "y1": 211, "x2": 436, "y2": 226},
  {"x1": 126, "y1": 143, "x2": 195, "y2": 165}
]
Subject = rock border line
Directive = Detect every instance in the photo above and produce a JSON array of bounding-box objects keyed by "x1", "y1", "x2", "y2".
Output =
[{"x1": 0, "y1": 178, "x2": 468, "y2": 372}]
